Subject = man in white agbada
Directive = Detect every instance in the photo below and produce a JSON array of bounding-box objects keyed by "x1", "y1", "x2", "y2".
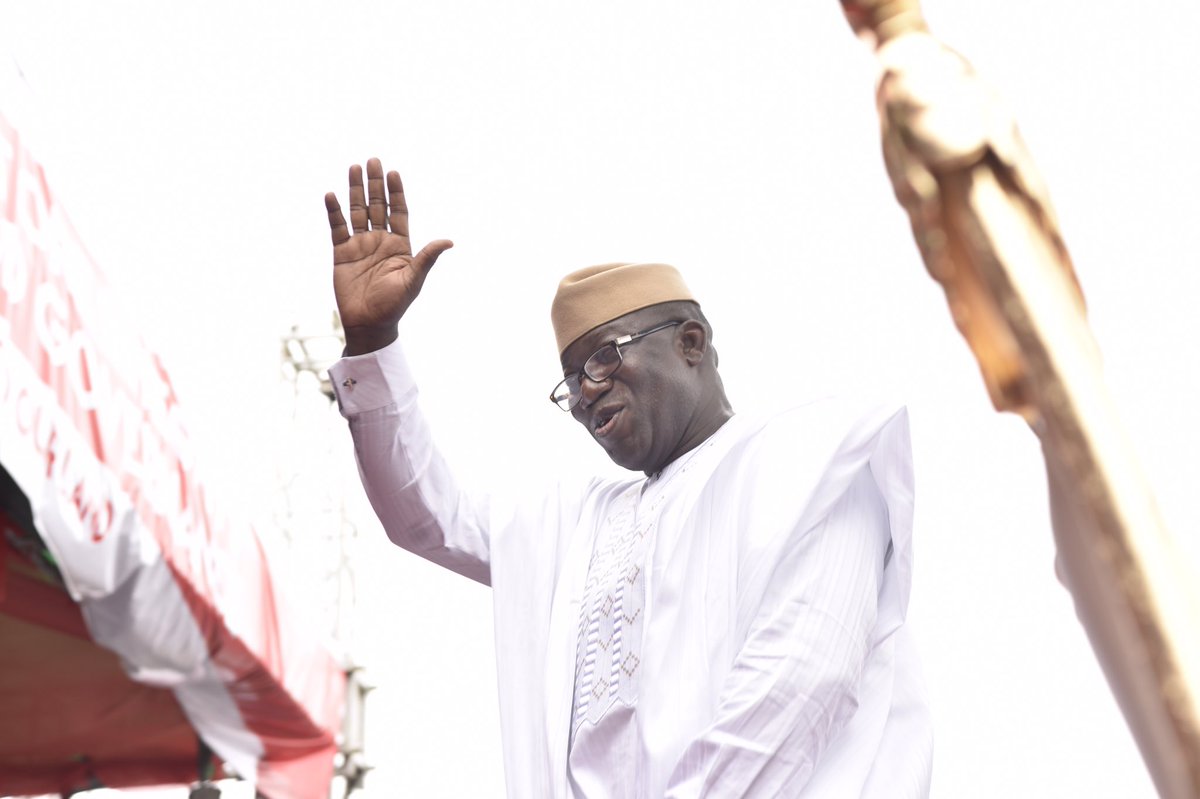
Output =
[{"x1": 323, "y1": 159, "x2": 933, "y2": 798}]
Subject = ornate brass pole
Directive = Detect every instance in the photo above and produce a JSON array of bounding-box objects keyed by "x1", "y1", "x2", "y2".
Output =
[{"x1": 839, "y1": 2, "x2": 1200, "y2": 796}]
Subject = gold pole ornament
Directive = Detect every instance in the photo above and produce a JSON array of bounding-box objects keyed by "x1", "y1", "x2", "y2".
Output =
[{"x1": 839, "y1": 1, "x2": 1200, "y2": 796}]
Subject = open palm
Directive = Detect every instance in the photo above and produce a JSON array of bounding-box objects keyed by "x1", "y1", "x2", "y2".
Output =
[{"x1": 325, "y1": 158, "x2": 453, "y2": 355}]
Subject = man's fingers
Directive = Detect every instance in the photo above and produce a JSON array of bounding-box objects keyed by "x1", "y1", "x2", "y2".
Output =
[
  {"x1": 366, "y1": 158, "x2": 387, "y2": 231},
  {"x1": 325, "y1": 193, "x2": 350, "y2": 246},
  {"x1": 348, "y1": 164, "x2": 368, "y2": 234},
  {"x1": 386, "y1": 170, "x2": 412, "y2": 252},
  {"x1": 413, "y1": 239, "x2": 454, "y2": 274}
]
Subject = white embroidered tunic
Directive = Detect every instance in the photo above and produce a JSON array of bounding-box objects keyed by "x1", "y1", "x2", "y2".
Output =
[
  {"x1": 329, "y1": 341, "x2": 933, "y2": 799},
  {"x1": 570, "y1": 482, "x2": 648, "y2": 737},
  {"x1": 568, "y1": 434, "x2": 725, "y2": 798}
]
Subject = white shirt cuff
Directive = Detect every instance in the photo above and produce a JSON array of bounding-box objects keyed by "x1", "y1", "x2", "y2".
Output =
[{"x1": 327, "y1": 337, "x2": 416, "y2": 416}]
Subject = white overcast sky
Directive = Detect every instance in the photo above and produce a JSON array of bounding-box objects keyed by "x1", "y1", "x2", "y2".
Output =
[{"x1": 4, "y1": 1, "x2": 1199, "y2": 797}]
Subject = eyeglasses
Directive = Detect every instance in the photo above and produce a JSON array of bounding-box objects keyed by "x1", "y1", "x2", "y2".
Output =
[{"x1": 549, "y1": 321, "x2": 681, "y2": 411}]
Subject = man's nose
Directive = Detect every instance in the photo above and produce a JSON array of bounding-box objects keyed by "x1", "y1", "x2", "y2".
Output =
[{"x1": 577, "y1": 374, "x2": 611, "y2": 409}]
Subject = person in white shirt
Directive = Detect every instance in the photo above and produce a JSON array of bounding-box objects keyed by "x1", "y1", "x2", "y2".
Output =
[{"x1": 323, "y1": 158, "x2": 933, "y2": 798}]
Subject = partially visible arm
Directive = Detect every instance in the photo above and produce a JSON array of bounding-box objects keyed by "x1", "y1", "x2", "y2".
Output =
[
  {"x1": 664, "y1": 466, "x2": 889, "y2": 797},
  {"x1": 330, "y1": 340, "x2": 491, "y2": 585},
  {"x1": 324, "y1": 160, "x2": 490, "y2": 583}
]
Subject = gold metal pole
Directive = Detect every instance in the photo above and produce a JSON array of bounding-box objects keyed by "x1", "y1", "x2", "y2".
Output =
[{"x1": 839, "y1": 2, "x2": 1200, "y2": 796}]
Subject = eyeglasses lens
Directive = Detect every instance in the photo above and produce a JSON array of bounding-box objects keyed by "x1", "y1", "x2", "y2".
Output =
[
  {"x1": 552, "y1": 378, "x2": 576, "y2": 411},
  {"x1": 583, "y1": 344, "x2": 620, "y2": 381},
  {"x1": 551, "y1": 342, "x2": 624, "y2": 411}
]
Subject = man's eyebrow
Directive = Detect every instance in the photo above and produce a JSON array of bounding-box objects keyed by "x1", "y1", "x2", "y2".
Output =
[
  {"x1": 563, "y1": 330, "x2": 616, "y2": 371},
  {"x1": 562, "y1": 342, "x2": 602, "y2": 375}
]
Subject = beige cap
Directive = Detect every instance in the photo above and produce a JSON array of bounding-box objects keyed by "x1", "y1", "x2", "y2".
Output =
[{"x1": 551, "y1": 262, "x2": 696, "y2": 355}]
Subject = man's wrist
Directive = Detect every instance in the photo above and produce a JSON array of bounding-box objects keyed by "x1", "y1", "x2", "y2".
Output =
[{"x1": 342, "y1": 325, "x2": 399, "y2": 357}]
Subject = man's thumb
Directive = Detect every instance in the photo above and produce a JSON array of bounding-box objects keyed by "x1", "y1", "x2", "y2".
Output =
[{"x1": 414, "y1": 239, "x2": 454, "y2": 273}]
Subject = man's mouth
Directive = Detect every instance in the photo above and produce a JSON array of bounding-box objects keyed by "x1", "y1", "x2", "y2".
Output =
[{"x1": 593, "y1": 407, "x2": 622, "y2": 438}]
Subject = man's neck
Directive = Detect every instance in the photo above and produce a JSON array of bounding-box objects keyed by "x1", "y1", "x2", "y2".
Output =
[{"x1": 645, "y1": 400, "x2": 735, "y2": 478}]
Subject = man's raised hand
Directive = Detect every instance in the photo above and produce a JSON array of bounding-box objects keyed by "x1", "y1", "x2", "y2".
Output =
[{"x1": 325, "y1": 158, "x2": 453, "y2": 356}]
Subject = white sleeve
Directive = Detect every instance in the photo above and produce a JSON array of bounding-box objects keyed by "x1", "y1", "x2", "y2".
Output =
[
  {"x1": 663, "y1": 465, "x2": 890, "y2": 797},
  {"x1": 328, "y1": 340, "x2": 492, "y2": 586}
]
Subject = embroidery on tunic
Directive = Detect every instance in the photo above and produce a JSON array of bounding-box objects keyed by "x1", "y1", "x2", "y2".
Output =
[
  {"x1": 571, "y1": 487, "x2": 652, "y2": 735},
  {"x1": 569, "y1": 436, "x2": 720, "y2": 745}
]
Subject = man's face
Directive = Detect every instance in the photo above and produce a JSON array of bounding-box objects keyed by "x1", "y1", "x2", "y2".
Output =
[{"x1": 560, "y1": 308, "x2": 700, "y2": 474}]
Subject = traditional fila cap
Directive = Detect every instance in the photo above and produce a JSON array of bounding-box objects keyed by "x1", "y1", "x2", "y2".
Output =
[{"x1": 550, "y1": 262, "x2": 696, "y2": 356}]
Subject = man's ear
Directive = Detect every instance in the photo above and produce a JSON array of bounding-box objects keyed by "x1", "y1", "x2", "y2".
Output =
[{"x1": 677, "y1": 320, "x2": 709, "y2": 366}]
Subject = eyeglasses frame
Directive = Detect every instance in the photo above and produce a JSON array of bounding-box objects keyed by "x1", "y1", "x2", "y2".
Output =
[{"x1": 549, "y1": 320, "x2": 682, "y2": 411}]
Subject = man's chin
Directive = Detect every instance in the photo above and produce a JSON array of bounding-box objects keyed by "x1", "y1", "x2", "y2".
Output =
[
  {"x1": 597, "y1": 441, "x2": 638, "y2": 472},
  {"x1": 602, "y1": 443, "x2": 645, "y2": 473}
]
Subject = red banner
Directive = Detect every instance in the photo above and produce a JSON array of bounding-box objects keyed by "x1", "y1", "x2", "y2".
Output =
[{"x1": 1, "y1": 79, "x2": 343, "y2": 798}]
